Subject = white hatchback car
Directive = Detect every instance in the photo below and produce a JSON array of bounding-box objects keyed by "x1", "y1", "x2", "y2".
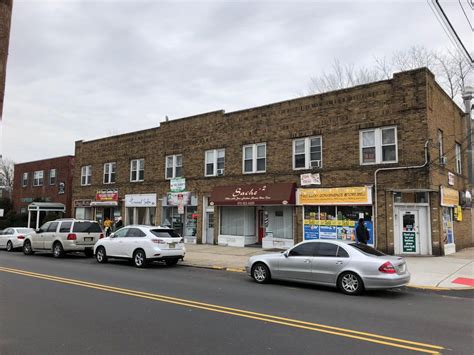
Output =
[
  {"x1": 94, "y1": 225, "x2": 186, "y2": 268},
  {"x1": 0, "y1": 227, "x2": 35, "y2": 251}
]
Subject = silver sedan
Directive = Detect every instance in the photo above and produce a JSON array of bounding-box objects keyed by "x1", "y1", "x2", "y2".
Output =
[{"x1": 246, "y1": 240, "x2": 410, "y2": 295}]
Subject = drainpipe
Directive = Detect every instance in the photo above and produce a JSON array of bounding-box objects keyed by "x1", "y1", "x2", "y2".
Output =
[{"x1": 373, "y1": 140, "x2": 430, "y2": 250}]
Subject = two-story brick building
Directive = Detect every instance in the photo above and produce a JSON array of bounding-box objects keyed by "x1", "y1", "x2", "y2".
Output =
[
  {"x1": 72, "y1": 68, "x2": 472, "y2": 256},
  {"x1": 13, "y1": 156, "x2": 75, "y2": 220}
]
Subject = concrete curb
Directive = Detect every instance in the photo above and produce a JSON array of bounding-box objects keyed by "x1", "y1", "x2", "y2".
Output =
[{"x1": 180, "y1": 263, "x2": 474, "y2": 290}]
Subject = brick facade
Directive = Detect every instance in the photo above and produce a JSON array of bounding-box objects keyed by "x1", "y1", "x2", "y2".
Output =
[
  {"x1": 12, "y1": 156, "x2": 75, "y2": 216},
  {"x1": 72, "y1": 68, "x2": 472, "y2": 255}
]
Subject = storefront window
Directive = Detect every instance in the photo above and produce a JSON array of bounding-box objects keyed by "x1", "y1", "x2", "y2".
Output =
[
  {"x1": 221, "y1": 207, "x2": 255, "y2": 236},
  {"x1": 265, "y1": 206, "x2": 292, "y2": 239},
  {"x1": 185, "y1": 207, "x2": 197, "y2": 236}
]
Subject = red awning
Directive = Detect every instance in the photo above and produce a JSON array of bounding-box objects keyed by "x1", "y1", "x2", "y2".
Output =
[{"x1": 210, "y1": 183, "x2": 296, "y2": 206}]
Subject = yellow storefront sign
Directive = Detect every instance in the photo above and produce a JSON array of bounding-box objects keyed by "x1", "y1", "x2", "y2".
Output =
[
  {"x1": 297, "y1": 186, "x2": 372, "y2": 205},
  {"x1": 440, "y1": 186, "x2": 459, "y2": 207}
]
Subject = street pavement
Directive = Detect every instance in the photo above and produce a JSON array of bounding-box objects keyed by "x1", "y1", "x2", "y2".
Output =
[
  {"x1": 182, "y1": 244, "x2": 474, "y2": 289},
  {"x1": 0, "y1": 251, "x2": 473, "y2": 354}
]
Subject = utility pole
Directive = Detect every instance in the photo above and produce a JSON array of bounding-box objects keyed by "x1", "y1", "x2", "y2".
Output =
[{"x1": 462, "y1": 87, "x2": 474, "y2": 187}]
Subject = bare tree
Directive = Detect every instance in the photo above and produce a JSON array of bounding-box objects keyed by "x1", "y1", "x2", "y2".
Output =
[{"x1": 0, "y1": 157, "x2": 14, "y2": 189}]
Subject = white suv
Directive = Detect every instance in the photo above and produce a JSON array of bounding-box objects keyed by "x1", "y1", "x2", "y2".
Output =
[
  {"x1": 94, "y1": 225, "x2": 185, "y2": 268},
  {"x1": 23, "y1": 219, "x2": 104, "y2": 258}
]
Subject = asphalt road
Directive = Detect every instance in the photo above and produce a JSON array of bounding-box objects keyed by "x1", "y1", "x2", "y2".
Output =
[{"x1": 0, "y1": 250, "x2": 472, "y2": 355}]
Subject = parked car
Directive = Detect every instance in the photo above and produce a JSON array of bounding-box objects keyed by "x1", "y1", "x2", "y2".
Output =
[
  {"x1": 246, "y1": 240, "x2": 410, "y2": 295},
  {"x1": 23, "y1": 219, "x2": 103, "y2": 258},
  {"x1": 94, "y1": 225, "x2": 185, "y2": 268},
  {"x1": 0, "y1": 227, "x2": 35, "y2": 251}
]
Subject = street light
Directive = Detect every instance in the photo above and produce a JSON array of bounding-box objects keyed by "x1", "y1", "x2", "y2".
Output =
[{"x1": 462, "y1": 87, "x2": 474, "y2": 187}]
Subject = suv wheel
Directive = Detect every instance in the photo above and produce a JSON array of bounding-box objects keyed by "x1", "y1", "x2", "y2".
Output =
[
  {"x1": 23, "y1": 240, "x2": 34, "y2": 255},
  {"x1": 96, "y1": 247, "x2": 107, "y2": 263},
  {"x1": 6, "y1": 241, "x2": 13, "y2": 252},
  {"x1": 133, "y1": 249, "x2": 147, "y2": 268},
  {"x1": 52, "y1": 242, "x2": 65, "y2": 258}
]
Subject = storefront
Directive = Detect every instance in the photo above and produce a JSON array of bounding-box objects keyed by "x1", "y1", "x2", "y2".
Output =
[
  {"x1": 74, "y1": 199, "x2": 93, "y2": 220},
  {"x1": 210, "y1": 183, "x2": 296, "y2": 248},
  {"x1": 440, "y1": 186, "x2": 459, "y2": 255},
  {"x1": 125, "y1": 193, "x2": 156, "y2": 226},
  {"x1": 297, "y1": 186, "x2": 373, "y2": 245},
  {"x1": 90, "y1": 189, "x2": 120, "y2": 226},
  {"x1": 162, "y1": 191, "x2": 198, "y2": 243}
]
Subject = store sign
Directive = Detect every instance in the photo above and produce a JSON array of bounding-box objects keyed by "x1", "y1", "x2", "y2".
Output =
[
  {"x1": 300, "y1": 173, "x2": 321, "y2": 186},
  {"x1": 125, "y1": 194, "x2": 157, "y2": 207},
  {"x1": 448, "y1": 172, "x2": 455, "y2": 186},
  {"x1": 459, "y1": 190, "x2": 472, "y2": 208},
  {"x1": 170, "y1": 177, "x2": 186, "y2": 192},
  {"x1": 74, "y1": 199, "x2": 92, "y2": 208},
  {"x1": 297, "y1": 186, "x2": 372, "y2": 205},
  {"x1": 96, "y1": 189, "x2": 119, "y2": 202},
  {"x1": 167, "y1": 191, "x2": 191, "y2": 206},
  {"x1": 210, "y1": 183, "x2": 296, "y2": 206},
  {"x1": 454, "y1": 205, "x2": 463, "y2": 222},
  {"x1": 402, "y1": 232, "x2": 417, "y2": 253},
  {"x1": 440, "y1": 186, "x2": 459, "y2": 207},
  {"x1": 58, "y1": 181, "x2": 65, "y2": 195}
]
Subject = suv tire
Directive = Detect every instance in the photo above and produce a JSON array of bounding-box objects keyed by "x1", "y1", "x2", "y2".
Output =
[
  {"x1": 52, "y1": 242, "x2": 65, "y2": 258},
  {"x1": 96, "y1": 247, "x2": 107, "y2": 263},
  {"x1": 133, "y1": 249, "x2": 147, "y2": 268},
  {"x1": 23, "y1": 240, "x2": 34, "y2": 255},
  {"x1": 6, "y1": 241, "x2": 13, "y2": 252}
]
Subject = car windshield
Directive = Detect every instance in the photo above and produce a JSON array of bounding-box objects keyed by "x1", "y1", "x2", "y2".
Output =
[
  {"x1": 73, "y1": 222, "x2": 102, "y2": 233},
  {"x1": 17, "y1": 228, "x2": 33, "y2": 234},
  {"x1": 150, "y1": 229, "x2": 180, "y2": 239},
  {"x1": 348, "y1": 243, "x2": 386, "y2": 256}
]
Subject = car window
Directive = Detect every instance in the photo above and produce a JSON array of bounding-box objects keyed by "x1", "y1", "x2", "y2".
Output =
[
  {"x1": 314, "y1": 242, "x2": 338, "y2": 257},
  {"x1": 114, "y1": 228, "x2": 129, "y2": 238},
  {"x1": 348, "y1": 243, "x2": 386, "y2": 256},
  {"x1": 150, "y1": 229, "x2": 180, "y2": 238},
  {"x1": 289, "y1": 242, "x2": 317, "y2": 257},
  {"x1": 4, "y1": 228, "x2": 12, "y2": 234},
  {"x1": 39, "y1": 222, "x2": 51, "y2": 233},
  {"x1": 73, "y1": 221, "x2": 102, "y2": 233},
  {"x1": 127, "y1": 228, "x2": 146, "y2": 238},
  {"x1": 47, "y1": 222, "x2": 59, "y2": 232},
  {"x1": 337, "y1": 246, "x2": 349, "y2": 258},
  {"x1": 17, "y1": 228, "x2": 33, "y2": 234},
  {"x1": 59, "y1": 222, "x2": 72, "y2": 233}
]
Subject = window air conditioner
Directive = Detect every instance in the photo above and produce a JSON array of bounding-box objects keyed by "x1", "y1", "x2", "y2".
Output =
[
  {"x1": 217, "y1": 169, "x2": 224, "y2": 176},
  {"x1": 310, "y1": 160, "x2": 321, "y2": 168},
  {"x1": 439, "y1": 156, "x2": 448, "y2": 166}
]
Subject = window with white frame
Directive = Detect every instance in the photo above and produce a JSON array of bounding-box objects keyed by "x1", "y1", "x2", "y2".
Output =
[
  {"x1": 33, "y1": 170, "x2": 44, "y2": 186},
  {"x1": 22, "y1": 172, "x2": 28, "y2": 187},
  {"x1": 165, "y1": 155, "x2": 182, "y2": 179},
  {"x1": 360, "y1": 127, "x2": 397, "y2": 164},
  {"x1": 205, "y1": 149, "x2": 225, "y2": 176},
  {"x1": 130, "y1": 159, "x2": 144, "y2": 182},
  {"x1": 49, "y1": 169, "x2": 57, "y2": 185},
  {"x1": 103, "y1": 162, "x2": 116, "y2": 184},
  {"x1": 81, "y1": 165, "x2": 92, "y2": 186},
  {"x1": 243, "y1": 143, "x2": 266, "y2": 173},
  {"x1": 293, "y1": 136, "x2": 322, "y2": 169},
  {"x1": 455, "y1": 143, "x2": 462, "y2": 174}
]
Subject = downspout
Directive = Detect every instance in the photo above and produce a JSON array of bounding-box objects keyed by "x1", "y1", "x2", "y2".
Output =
[{"x1": 374, "y1": 140, "x2": 430, "y2": 249}]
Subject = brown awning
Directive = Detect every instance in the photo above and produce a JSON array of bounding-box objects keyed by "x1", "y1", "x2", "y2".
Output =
[{"x1": 210, "y1": 183, "x2": 296, "y2": 206}]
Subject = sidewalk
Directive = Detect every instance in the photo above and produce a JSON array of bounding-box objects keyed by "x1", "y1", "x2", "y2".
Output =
[{"x1": 181, "y1": 244, "x2": 474, "y2": 290}]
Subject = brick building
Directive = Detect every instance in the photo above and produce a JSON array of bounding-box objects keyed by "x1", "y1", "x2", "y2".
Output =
[
  {"x1": 72, "y1": 68, "x2": 472, "y2": 256},
  {"x1": 13, "y1": 156, "x2": 75, "y2": 217}
]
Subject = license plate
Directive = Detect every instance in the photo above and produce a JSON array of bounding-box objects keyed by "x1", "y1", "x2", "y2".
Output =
[
  {"x1": 168, "y1": 243, "x2": 176, "y2": 248},
  {"x1": 84, "y1": 237, "x2": 93, "y2": 242}
]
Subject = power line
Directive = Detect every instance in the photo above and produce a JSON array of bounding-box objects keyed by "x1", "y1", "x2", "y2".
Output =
[
  {"x1": 459, "y1": 0, "x2": 474, "y2": 30},
  {"x1": 427, "y1": 0, "x2": 464, "y2": 54}
]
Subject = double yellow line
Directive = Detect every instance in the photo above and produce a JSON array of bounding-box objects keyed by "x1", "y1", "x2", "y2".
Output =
[{"x1": 0, "y1": 266, "x2": 444, "y2": 354}]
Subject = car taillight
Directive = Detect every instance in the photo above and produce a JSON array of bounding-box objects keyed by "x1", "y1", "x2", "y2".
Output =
[
  {"x1": 67, "y1": 233, "x2": 77, "y2": 240},
  {"x1": 99, "y1": 233, "x2": 104, "y2": 239},
  {"x1": 17, "y1": 235, "x2": 25, "y2": 240},
  {"x1": 379, "y1": 261, "x2": 396, "y2": 274},
  {"x1": 152, "y1": 239, "x2": 166, "y2": 244}
]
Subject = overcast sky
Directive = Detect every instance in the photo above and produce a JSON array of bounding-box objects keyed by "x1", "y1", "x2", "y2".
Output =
[{"x1": 2, "y1": 0, "x2": 471, "y2": 163}]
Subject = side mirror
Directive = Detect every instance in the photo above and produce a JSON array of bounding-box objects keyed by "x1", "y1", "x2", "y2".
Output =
[
  {"x1": 283, "y1": 251, "x2": 289, "y2": 258},
  {"x1": 36, "y1": 229, "x2": 42, "y2": 233},
  {"x1": 109, "y1": 233, "x2": 115, "y2": 238}
]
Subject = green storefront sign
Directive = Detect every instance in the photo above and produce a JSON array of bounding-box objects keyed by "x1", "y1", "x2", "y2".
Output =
[{"x1": 402, "y1": 231, "x2": 417, "y2": 253}]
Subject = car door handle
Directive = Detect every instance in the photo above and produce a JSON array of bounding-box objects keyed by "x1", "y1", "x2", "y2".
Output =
[
  {"x1": 304, "y1": 259, "x2": 311, "y2": 263},
  {"x1": 336, "y1": 261, "x2": 343, "y2": 265}
]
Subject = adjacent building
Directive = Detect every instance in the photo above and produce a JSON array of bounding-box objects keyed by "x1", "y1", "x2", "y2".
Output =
[
  {"x1": 12, "y1": 155, "x2": 75, "y2": 217},
  {"x1": 72, "y1": 68, "x2": 472, "y2": 255}
]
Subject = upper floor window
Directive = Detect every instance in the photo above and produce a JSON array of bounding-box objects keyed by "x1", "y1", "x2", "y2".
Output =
[
  {"x1": 33, "y1": 171, "x2": 44, "y2": 186},
  {"x1": 49, "y1": 169, "x2": 57, "y2": 185},
  {"x1": 103, "y1": 162, "x2": 116, "y2": 184},
  {"x1": 360, "y1": 127, "x2": 397, "y2": 165},
  {"x1": 437, "y1": 129, "x2": 444, "y2": 160},
  {"x1": 205, "y1": 149, "x2": 225, "y2": 177},
  {"x1": 243, "y1": 143, "x2": 266, "y2": 173},
  {"x1": 293, "y1": 136, "x2": 322, "y2": 169},
  {"x1": 81, "y1": 165, "x2": 92, "y2": 186},
  {"x1": 22, "y1": 172, "x2": 28, "y2": 187},
  {"x1": 455, "y1": 143, "x2": 462, "y2": 174},
  {"x1": 166, "y1": 155, "x2": 182, "y2": 179},
  {"x1": 130, "y1": 159, "x2": 144, "y2": 182}
]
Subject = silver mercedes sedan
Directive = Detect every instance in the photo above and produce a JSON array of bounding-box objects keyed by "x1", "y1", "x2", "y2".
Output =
[{"x1": 246, "y1": 240, "x2": 410, "y2": 295}]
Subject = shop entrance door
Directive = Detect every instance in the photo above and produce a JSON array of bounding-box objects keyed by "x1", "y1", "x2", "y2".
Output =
[
  {"x1": 394, "y1": 205, "x2": 430, "y2": 255},
  {"x1": 206, "y1": 212, "x2": 214, "y2": 244},
  {"x1": 257, "y1": 210, "x2": 265, "y2": 243}
]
